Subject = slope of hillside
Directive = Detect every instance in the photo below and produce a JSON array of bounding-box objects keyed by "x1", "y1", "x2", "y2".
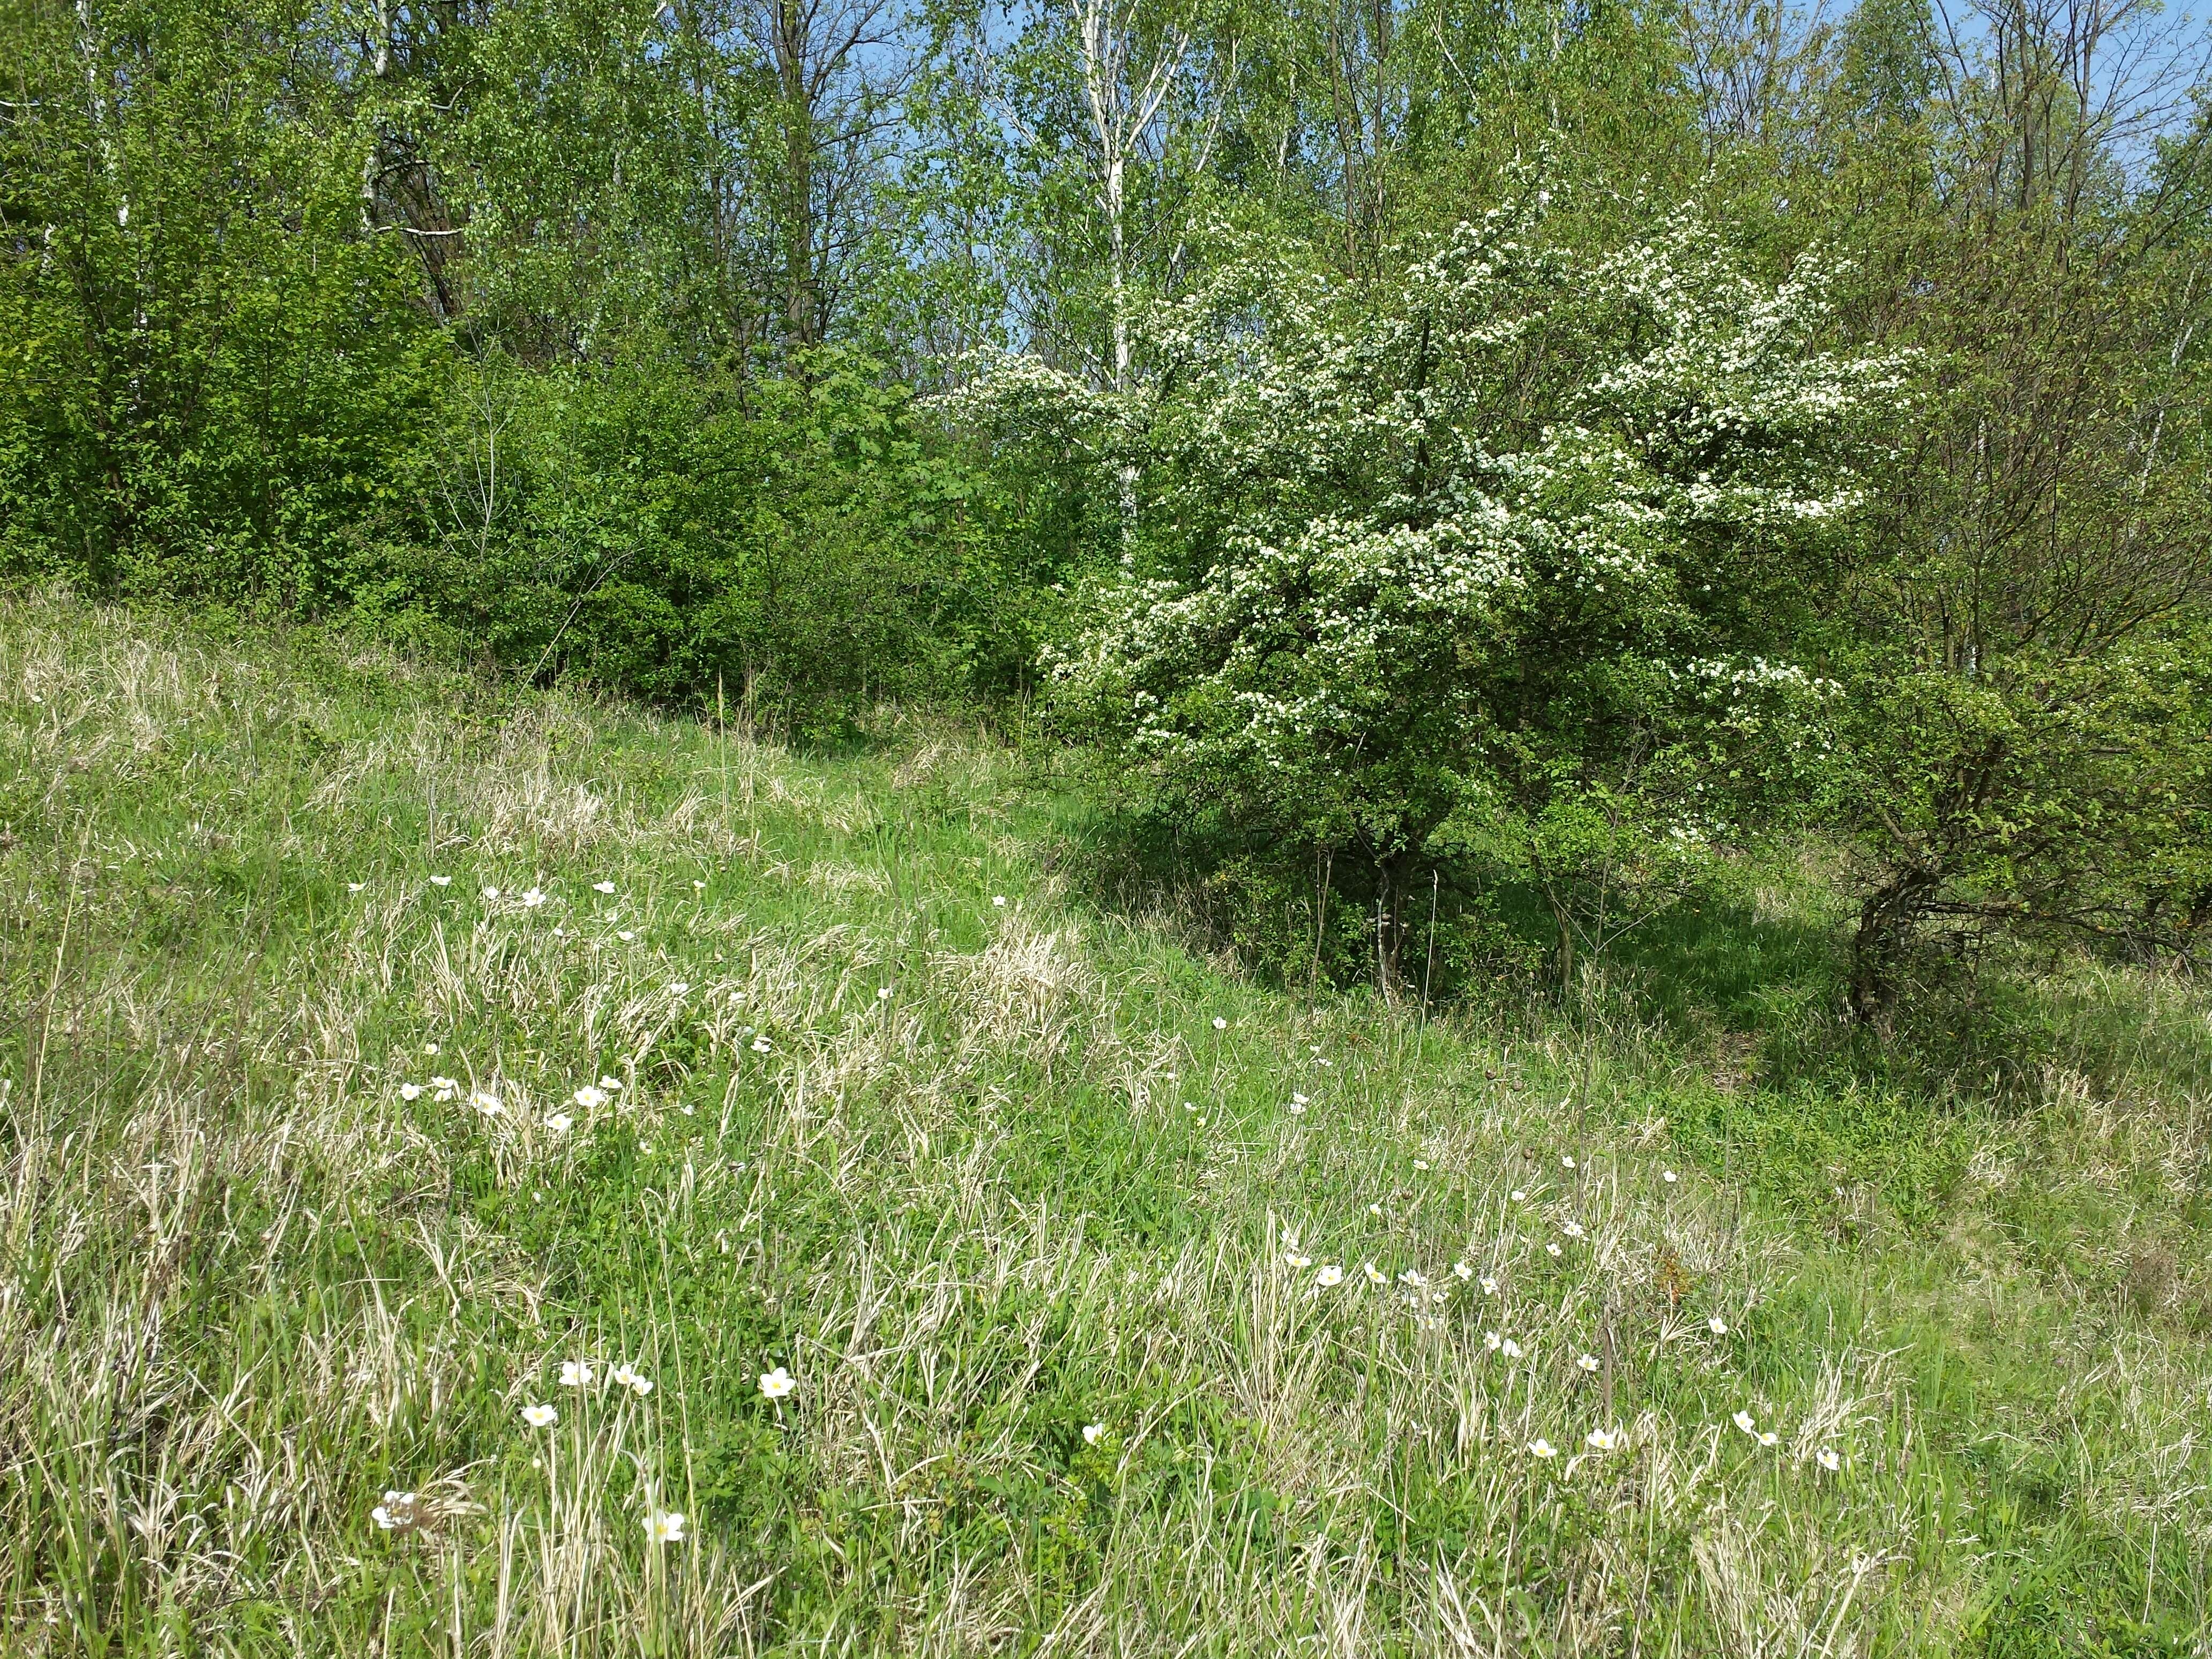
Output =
[{"x1": 2, "y1": 593, "x2": 2207, "y2": 1655}]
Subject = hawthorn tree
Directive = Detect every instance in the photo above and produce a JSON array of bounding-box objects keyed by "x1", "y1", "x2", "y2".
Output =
[{"x1": 1021, "y1": 199, "x2": 1899, "y2": 990}]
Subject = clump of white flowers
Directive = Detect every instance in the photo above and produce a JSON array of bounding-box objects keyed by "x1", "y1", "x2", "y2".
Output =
[{"x1": 988, "y1": 195, "x2": 1902, "y2": 980}]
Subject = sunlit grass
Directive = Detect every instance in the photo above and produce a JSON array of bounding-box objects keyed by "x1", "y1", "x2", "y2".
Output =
[{"x1": 1, "y1": 592, "x2": 2207, "y2": 1654}]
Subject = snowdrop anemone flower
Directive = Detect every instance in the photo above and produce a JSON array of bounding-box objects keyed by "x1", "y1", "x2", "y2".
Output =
[
  {"x1": 522, "y1": 1403, "x2": 558, "y2": 1429},
  {"x1": 759, "y1": 1366, "x2": 796, "y2": 1400},
  {"x1": 1479, "y1": 1275, "x2": 1499, "y2": 1295},
  {"x1": 599, "y1": 1075, "x2": 622, "y2": 1092},
  {"x1": 469, "y1": 1088, "x2": 502, "y2": 1117},
  {"x1": 543, "y1": 1112, "x2": 572, "y2": 1135},
  {"x1": 1362, "y1": 1262, "x2": 1388, "y2": 1286},
  {"x1": 1484, "y1": 1331, "x2": 1503, "y2": 1351},
  {"x1": 1662, "y1": 1170, "x2": 1679, "y2": 1184},
  {"x1": 1285, "y1": 1251, "x2": 1312, "y2": 1269},
  {"x1": 668, "y1": 981, "x2": 690, "y2": 996},
  {"x1": 1817, "y1": 1447, "x2": 1842, "y2": 1472},
  {"x1": 521, "y1": 888, "x2": 545, "y2": 908},
  {"x1": 1212, "y1": 1017, "x2": 1227, "y2": 1030},
  {"x1": 1578, "y1": 1354, "x2": 1601, "y2": 1373},
  {"x1": 991, "y1": 895, "x2": 1006, "y2": 908},
  {"x1": 877, "y1": 985, "x2": 893, "y2": 1000},
  {"x1": 424, "y1": 1043, "x2": 439, "y2": 1055},
  {"x1": 430, "y1": 875, "x2": 451, "y2": 887},
  {"x1": 1314, "y1": 1265, "x2": 1344, "y2": 1287},
  {"x1": 1366, "y1": 1202, "x2": 1383, "y2": 1218},
  {"x1": 1397, "y1": 1269, "x2": 1426, "y2": 1289},
  {"x1": 1082, "y1": 1423, "x2": 1105, "y2": 1446},
  {"x1": 1501, "y1": 1337, "x2": 1525, "y2": 1359},
  {"x1": 627, "y1": 1372, "x2": 654, "y2": 1398},
  {"x1": 1561, "y1": 1155, "x2": 1577, "y2": 1170},
  {"x1": 560, "y1": 1361, "x2": 594, "y2": 1387},
  {"x1": 1546, "y1": 1243, "x2": 1563, "y2": 1258},
  {"x1": 481, "y1": 886, "x2": 499, "y2": 901},
  {"x1": 1528, "y1": 1438, "x2": 1557, "y2": 1460},
  {"x1": 1585, "y1": 1429, "x2": 1618, "y2": 1453},
  {"x1": 1708, "y1": 1315, "x2": 1730, "y2": 1336},
  {"x1": 371, "y1": 1490, "x2": 417, "y2": 1531},
  {"x1": 430, "y1": 1077, "x2": 458, "y2": 1102},
  {"x1": 1413, "y1": 1159, "x2": 1430, "y2": 1171},
  {"x1": 1561, "y1": 1221, "x2": 1586, "y2": 1239},
  {"x1": 573, "y1": 1085, "x2": 608, "y2": 1110},
  {"x1": 1286, "y1": 1098, "x2": 1306, "y2": 1116},
  {"x1": 593, "y1": 881, "x2": 616, "y2": 894},
  {"x1": 1758, "y1": 1430, "x2": 1779, "y2": 1447},
  {"x1": 1732, "y1": 1410, "x2": 1758, "y2": 1436},
  {"x1": 645, "y1": 1510, "x2": 687, "y2": 1544},
  {"x1": 751, "y1": 1036, "x2": 772, "y2": 1054},
  {"x1": 611, "y1": 1363, "x2": 638, "y2": 1389},
  {"x1": 348, "y1": 881, "x2": 365, "y2": 894},
  {"x1": 1453, "y1": 1261, "x2": 1474, "y2": 1281},
  {"x1": 399, "y1": 1082, "x2": 423, "y2": 1101},
  {"x1": 617, "y1": 930, "x2": 636, "y2": 942},
  {"x1": 1510, "y1": 1189, "x2": 1528, "y2": 1203}
]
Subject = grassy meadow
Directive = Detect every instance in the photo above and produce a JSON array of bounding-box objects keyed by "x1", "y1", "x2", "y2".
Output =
[{"x1": 2, "y1": 590, "x2": 2210, "y2": 1656}]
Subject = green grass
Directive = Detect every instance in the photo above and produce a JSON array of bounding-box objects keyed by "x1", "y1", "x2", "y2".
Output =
[{"x1": 2, "y1": 591, "x2": 2209, "y2": 1655}]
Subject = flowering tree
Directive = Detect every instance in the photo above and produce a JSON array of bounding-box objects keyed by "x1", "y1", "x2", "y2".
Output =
[{"x1": 1020, "y1": 199, "x2": 1903, "y2": 987}]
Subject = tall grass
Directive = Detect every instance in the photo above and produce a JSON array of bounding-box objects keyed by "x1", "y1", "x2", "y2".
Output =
[{"x1": 2, "y1": 593, "x2": 2207, "y2": 1654}]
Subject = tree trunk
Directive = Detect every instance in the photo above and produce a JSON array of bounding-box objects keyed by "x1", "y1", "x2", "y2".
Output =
[
  {"x1": 773, "y1": 0, "x2": 818, "y2": 352},
  {"x1": 1848, "y1": 868, "x2": 1940, "y2": 1029}
]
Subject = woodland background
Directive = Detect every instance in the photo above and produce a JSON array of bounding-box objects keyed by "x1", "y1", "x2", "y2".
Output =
[{"x1": 6, "y1": 0, "x2": 2211, "y2": 1013}]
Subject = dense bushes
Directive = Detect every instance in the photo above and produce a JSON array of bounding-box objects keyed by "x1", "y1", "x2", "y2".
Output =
[{"x1": 0, "y1": 0, "x2": 1072, "y2": 730}]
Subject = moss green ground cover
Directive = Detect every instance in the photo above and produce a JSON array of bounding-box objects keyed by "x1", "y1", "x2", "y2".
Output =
[{"x1": 2, "y1": 593, "x2": 2208, "y2": 1655}]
